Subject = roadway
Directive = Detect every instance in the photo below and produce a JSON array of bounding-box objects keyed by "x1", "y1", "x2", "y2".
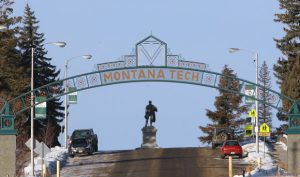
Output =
[{"x1": 58, "y1": 147, "x2": 249, "y2": 177}]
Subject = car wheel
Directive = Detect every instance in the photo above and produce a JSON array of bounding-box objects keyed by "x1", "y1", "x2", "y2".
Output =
[
  {"x1": 239, "y1": 154, "x2": 243, "y2": 159},
  {"x1": 220, "y1": 154, "x2": 225, "y2": 159},
  {"x1": 69, "y1": 154, "x2": 74, "y2": 158},
  {"x1": 88, "y1": 149, "x2": 93, "y2": 155}
]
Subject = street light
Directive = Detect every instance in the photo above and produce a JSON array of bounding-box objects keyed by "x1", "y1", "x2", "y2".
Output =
[
  {"x1": 0, "y1": 24, "x2": 7, "y2": 31},
  {"x1": 229, "y1": 47, "x2": 259, "y2": 154},
  {"x1": 64, "y1": 54, "x2": 92, "y2": 148},
  {"x1": 30, "y1": 41, "x2": 66, "y2": 176},
  {"x1": 46, "y1": 41, "x2": 66, "y2": 48}
]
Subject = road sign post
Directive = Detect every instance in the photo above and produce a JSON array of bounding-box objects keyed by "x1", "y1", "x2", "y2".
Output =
[
  {"x1": 259, "y1": 122, "x2": 270, "y2": 158},
  {"x1": 248, "y1": 109, "x2": 257, "y2": 138}
]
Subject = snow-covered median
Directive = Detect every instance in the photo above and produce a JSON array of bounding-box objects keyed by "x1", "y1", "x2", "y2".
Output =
[{"x1": 24, "y1": 146, "x2": 68, "y2": 177}]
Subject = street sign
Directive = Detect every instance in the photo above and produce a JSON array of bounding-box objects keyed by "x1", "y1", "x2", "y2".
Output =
[
  {"x1": 35, "y1": 97, "x2": 46, "y2": 119},
  {"x1": 248, "y1": 109, "x2": 257, "y2": 118},
  {"x1": 25, "y1": 138, "x2": 36, "y2": 150},
  {"x1": 259, "y1": 132, "x2": 271, "y2": 136},
  {"x1": 68, "y1": 87, "x2": 77, "y2": 104},
  {"x1": 25, "y1": 138, "x2": 51, "y2": 155},
  {"x1": 244, "y1": 124, "x2": 252, "y2": 137},
  {"x1": 35, "y1": 141, "x2": 51, "y2": 156},
  {"x1": 260, "y1": 123, "x2": 270, "y2": 133},
  {"x1": 245, "y1": 84, "x2": 255, "y2": 104}
]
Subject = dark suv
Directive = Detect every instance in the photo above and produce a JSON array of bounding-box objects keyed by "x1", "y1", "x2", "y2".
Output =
[
  {"x1": 69, "y1": 138, "x2": 93, "y2": 157},
  {"x1": 68, "y1": 129, "x2": 98, "y2": 157}
]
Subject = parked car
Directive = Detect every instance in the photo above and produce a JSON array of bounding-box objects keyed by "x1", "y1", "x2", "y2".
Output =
[
  {"x1": 220, "y1": 140, "x2": 243, "y2": 159},
  {"x1": 68, "y1": 138, "x2": 93, "y2": 157},
  {"x1": 69, "y1": 129, "x2": 98, "y2": 152}
]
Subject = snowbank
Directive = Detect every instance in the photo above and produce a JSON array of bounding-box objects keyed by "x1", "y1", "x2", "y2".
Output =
[
  {"x1": 234, "y1": 140, "x2": 292, "y2": 177},
  {"x1": 276, "y1": 141, "x2": 287, "y2": 151},
  {"x1": 23, "y1": 146, "x2": 68, "y2": 177}
]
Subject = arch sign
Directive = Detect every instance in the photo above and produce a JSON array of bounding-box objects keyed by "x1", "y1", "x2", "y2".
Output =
[
  {"x1": 96, "y1": 35, "x2": 206, "y2": 85},
  {"x1": 0, "y1": 35, "x2": 300, "y2": 134}
]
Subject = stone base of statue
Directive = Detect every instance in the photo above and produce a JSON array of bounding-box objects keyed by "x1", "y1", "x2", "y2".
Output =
[{"x1": 141, "y1": 126, "x2": 158, "y2": 148}]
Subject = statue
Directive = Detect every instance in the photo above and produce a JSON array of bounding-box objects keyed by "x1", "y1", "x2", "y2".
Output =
[{"x1": 144, "y1": 100, "x2": 158, "y2": 127}]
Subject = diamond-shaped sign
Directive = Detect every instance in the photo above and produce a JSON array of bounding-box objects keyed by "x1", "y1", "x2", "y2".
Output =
[
  {"x1": 248, "y1": 109, "x2": 257, "y2": 118},
  {"x1": 25, "y1": 138, "x2": 50, "y2": 155},
  {"x1": 260, "y1": 123, "x2": 270, "y2": 133}
]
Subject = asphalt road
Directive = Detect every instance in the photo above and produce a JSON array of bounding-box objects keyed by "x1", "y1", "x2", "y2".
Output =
[{"x1": 58, "y1": 147, "x2": 249, "y2": 177}]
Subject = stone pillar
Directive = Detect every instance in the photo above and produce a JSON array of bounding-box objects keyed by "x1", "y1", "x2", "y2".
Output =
[
  {"x1": 286, "y1": 101, "x2": 300, "y2": 175},
  {"x1": 287, "y1": 134, "x2": 300, "y2": 174},
  {"x1": 0, "y1": 135, "x2": 16, "y2": 177},
  {"x1": 141, "y1": 126, "x2": 158, "y2": 148}
]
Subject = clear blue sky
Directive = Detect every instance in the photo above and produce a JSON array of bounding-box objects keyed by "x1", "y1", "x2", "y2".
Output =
[{"x1": 14, "y1": 0, "x2": 284, "y2": 150}]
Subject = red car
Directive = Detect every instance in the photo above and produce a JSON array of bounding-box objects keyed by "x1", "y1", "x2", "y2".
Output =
[{"x1": 220, "y1": 140, "x2": 243, "y2": 159}]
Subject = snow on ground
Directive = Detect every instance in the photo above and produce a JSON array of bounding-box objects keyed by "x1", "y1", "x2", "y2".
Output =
[
  {"x1": 277, "y1": 141, "x2": 287, "y2": 151},
  {"x1": 234, "y1": 139, "x2": 294, "y2": 177},
  {"x1": 23, "y1": 146, "x2": 68, "y2": 177}
]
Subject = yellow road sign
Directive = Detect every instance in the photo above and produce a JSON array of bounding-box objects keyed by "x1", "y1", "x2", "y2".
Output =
[
  {"x1": 259, "y1": 123, "x2": 270, "y2": 133},
  {"x1": 244, "y1": 125, "x2": 253, "y2": 137},
  {"x1": 259, "y1": 132, "x2": 270, "y2": 136},
  {"x1": 248, "y1": 109, "x2": 257, "y2": 118}
]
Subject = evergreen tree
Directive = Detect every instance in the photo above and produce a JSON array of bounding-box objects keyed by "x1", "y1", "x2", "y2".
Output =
[
  {"x1": 19, "y1": 4, "x2": 64, "y2": 147},
  {"x1": 0, "y1": 1, "x2": 32, "y2": 175},
  {"x1": 199, "y1": 65, "x2": 248, "y2": 144},
  {"x1": 0, "y1": 0, "x2": 25, "y2": 99},
  {"x1": 258, "y1": 61, "x2": 273, "y2": 128},
  {"x1": 274, "y1": 0, "x2": 300, "y2": 119}
]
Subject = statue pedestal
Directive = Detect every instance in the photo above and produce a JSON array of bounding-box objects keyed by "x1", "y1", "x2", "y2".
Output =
[{"x1": 141, "y1": 126, "x2": 158, "y2": 148}]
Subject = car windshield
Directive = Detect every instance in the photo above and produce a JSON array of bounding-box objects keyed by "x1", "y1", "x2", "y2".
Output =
[
  {"x1": 225, "y1": 141, "x2": 239, "y2": 146},
  {"x1": 72, "y1": 138, "x2": 87, "y2": 147},
  {"x1": 73, "y1": 130, "x2": 91, "y2": 138}
]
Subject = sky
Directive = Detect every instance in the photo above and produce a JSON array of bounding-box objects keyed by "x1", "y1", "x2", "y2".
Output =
[{"x1": 13, "y1": 0, "x2": 285, "y2": 150}]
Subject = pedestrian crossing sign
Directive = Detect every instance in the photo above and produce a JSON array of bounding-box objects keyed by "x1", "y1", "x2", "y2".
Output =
[
  {"x1": 259, "y1": 123, "x2": 270, "y2": 133},
  {"x1": 248, "y1": 109, "x2": 257, "y2": 118}
]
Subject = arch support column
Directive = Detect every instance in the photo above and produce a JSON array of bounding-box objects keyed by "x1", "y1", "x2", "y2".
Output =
[{"x1": 287, "y1": 101, "x2": 300, "y2": 174}]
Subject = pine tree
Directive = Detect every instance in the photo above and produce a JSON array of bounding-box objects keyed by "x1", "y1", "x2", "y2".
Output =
[
  {"x1": 0, "y1": 0, "x2": 28, "y2": 137},
  {"x1": 199, "y1": 65, "x2": 248, "y2": 144},
  {"x1": 258, "y1": 61, "x2": 273, "y2": 128},
  {"x1": 274, "y1": 0, "x2": 300, "y2": 116},
  {"x1": 0, "y1": 1, "x2": 32, "y2": 176},
  {"x1": 0, "y1": 0, "x2": 25, "y2": 99},
  {"x1": 19, "y1": 4, "x2": 64, "y2": 147}
]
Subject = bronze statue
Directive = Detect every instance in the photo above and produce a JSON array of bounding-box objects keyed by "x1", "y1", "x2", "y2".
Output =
[{"x1": 144, "y1": 100, "x2": 158, "y2": 126}]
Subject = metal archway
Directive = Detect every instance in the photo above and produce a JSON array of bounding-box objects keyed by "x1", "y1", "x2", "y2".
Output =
[
  {"x1": 1, "y1": 34, "x2": 300, "y2": 133},
  {"x1": 1, "y1": 66, "x2": 295, "y2": 115}
]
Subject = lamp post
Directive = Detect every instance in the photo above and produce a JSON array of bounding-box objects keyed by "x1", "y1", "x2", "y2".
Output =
[
  {"x1": 64, "y1": 55, "x2": 92, "y2": 148},
  {"x1": 229, "y1": 48, "x2": 259, "y2": 153},
  {"x1": 0, "y1": 24, "x2": 7, "y2": 31},
  {"x1": 30, "y1": 41, "x2": 66, "y2": 176}
]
